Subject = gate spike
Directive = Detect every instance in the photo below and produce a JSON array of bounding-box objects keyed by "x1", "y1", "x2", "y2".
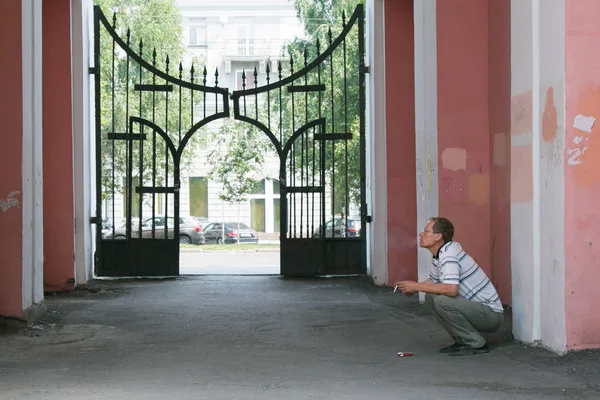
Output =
[
  {"x1": 316, "y1": 38, "x2": 321, "y2": 55},
  {"x1": 112, "y1": 12, "x2": 117, "y2": 28},
  {"x1": 278, "y1": 61, "x2": 282, "y2": 80},
  {"x1": 203, "y1": 66, "x2": 207, "y2": 85},
  {"x1": 266, "y1": 62, "x2": 271, "y2": 84},
  {"x1": 290, "y1": 55, "x2": 294, "y2": 74},
  {"x1": 242, "y1": 70, "x2": 246, "y2": 89},
  {"x1": 303, "y1": 47, "x2": 308, "y2": 67},
  {"x1": 138, "y1": 39, "x2": 143, "y2": 56},
  {"x1": 328, "y1": 26, "x2": 333, "y2": 44},
  {"x1": 152, "y1": 48, "x2": 157, "y2": 66},
  {"x1": 342, "y1": 10, "x2": 347, "y2": 27},
  {"x1": 215, "y1": 67, "x2": 219, "y2": 86},
  {"x1": 165, "y1": 55, "x2": 170, "y2": 74},
  {"x1": 179, "y1": 62, "x2": 183, "y2": 79},
  {"x1": 253, "y1": 66, "x2": 258, "y2": 87},
  {"x1": 190, "y1": 64, "x2": 195, "y2": 83}
]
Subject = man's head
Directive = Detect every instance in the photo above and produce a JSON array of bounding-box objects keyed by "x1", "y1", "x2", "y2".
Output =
[{"x1": 419, "y1": 217, "x2": 454, "y2": 252}]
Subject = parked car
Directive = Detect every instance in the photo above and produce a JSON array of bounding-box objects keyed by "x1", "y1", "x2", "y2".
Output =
[
  {"x1": 191, "y1": 216, "x2": 208, "y2": 231},
  {"x1": 102, "y1": 215, "x2": 205, "y2": 245},
  {"x1": 203, "y1": 222, "x2": 259, "y2": 244},
  {"x1": 312, "y1": 216, "x2": 361, "y2": 238}
]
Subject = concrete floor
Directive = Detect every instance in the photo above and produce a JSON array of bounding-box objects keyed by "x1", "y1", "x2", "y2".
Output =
[{"x1": 0, "y1": 276, "x2": 599, "y2": 400}]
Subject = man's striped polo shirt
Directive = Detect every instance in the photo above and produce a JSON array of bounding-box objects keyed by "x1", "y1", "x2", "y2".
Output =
[{"x1": 429, "y1": 241, "x2": 503, "y2": 313}]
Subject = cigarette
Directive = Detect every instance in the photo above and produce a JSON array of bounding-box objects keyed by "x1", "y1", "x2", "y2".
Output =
[
  {"x1": 394, "y1": 285, "x2": 398, "y2": 293},
  {"x1": 397, "y1": 352, "x2": 414, "y2": 357}
]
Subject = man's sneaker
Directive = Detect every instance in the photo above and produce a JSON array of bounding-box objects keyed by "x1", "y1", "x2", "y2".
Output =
[
  {"x1": 448, "y1": 344, "x2": 490, "y2": 356},
  {"x1": 438, "y1": 342, "x2": 463, "y2": 353}
]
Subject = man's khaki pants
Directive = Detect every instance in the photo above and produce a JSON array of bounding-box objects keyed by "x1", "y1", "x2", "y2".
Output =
[{"x1": 425, "y1": 293, "x2": 503, "y2": 348}]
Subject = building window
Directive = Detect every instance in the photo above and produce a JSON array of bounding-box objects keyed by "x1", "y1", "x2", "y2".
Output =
[
  {"x1": 273, "y1": 198, "x2": 280, "y2": 232},
  {"x1": 250, "y1": 199, "x2": 266, "y2": 232},
  {"x1": 189, "y1": 177, "x2": 208, "y2": 217},
  {"x1": 189, "y1": 18, "x2": 207, "y2": 47}
]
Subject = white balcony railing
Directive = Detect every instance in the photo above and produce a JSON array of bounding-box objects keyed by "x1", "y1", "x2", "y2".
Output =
[{"x1": 224, "y1": 39, "x2": 284, "y2": 58}]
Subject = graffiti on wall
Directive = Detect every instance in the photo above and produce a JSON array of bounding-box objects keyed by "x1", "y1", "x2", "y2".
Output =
[
  {"x1": 567, "y1": 114, "x2": 594, "y2": 166},
  {"x1": 0, "y1": 191, "x2": 20, "y2": 212}
]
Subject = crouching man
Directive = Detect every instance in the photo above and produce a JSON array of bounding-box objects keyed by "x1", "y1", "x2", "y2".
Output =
[{"x1": 395, "y1": 217, "x2": 503, "y2": 356}]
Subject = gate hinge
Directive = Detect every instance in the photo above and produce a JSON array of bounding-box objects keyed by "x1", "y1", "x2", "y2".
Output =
[
  {"x1": 360, "y1": 66, "x2": 370, "y2": 74},
  {"x1": 89, "y1": 67, "x2": 97, "y2": 74},
  {"x1": 90, "y1": 216, "x2": 100, "y2": 224}
]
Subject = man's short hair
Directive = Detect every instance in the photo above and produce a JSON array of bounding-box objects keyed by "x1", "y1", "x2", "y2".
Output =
[{"x1": 429, "y1": 217, "x2": 454, "y2": 243}]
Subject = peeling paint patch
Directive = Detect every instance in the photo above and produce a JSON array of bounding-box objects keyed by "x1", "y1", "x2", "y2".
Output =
[
  {"x1": 0, "y1": 191, "x2": 20, "y2": 212},
  {"x1": 468, "y1": 173, "x2": 489, "y2": 206},
  {"x1": 441, "y1": 147, "x2": 467, "y2": 171}
]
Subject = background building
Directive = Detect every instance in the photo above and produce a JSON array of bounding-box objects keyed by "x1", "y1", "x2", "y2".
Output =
[{"x1": 177, "y1": 0, "x2": 302, "y2": 233}]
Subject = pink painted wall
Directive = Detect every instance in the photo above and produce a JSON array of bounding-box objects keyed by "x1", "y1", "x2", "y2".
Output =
[
  {"x1": 385, "y1": 0, "x2": 417, "y2": 284},
  {"x1": 437, "y1": 1, "x2": 492, "y2": 276},
  {"x1": 0, "y1": 1, "x2": 24, "y2": 318},
  {"x1": 564, "y1": 0, "x2": 600, "y2": 350},
  {"x1": 42, "y1": 0, "x2": 75, "y2": 292},
  {"x1": 488, "y1": 0, "x2": 512, "y2": 305}
]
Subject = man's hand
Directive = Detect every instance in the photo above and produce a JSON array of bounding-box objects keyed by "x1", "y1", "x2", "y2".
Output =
[{"x1": 394, "y1": 280, "x2": 418, "y2": 296}]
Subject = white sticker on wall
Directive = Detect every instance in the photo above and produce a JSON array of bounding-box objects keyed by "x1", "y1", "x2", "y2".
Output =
[{"x1": 573, "y1": 114, "x2": 596, "y2": 133}]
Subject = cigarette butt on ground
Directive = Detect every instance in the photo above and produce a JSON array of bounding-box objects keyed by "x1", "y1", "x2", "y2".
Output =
[
  {"x1": 397, "y1": 352, "x2": 414, "y2": 357},
  {"x1": 393, "y1": 285, "x2": 398, "y2": 293}
]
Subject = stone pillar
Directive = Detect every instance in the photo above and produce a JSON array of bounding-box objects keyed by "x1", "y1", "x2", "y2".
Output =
[
  {"x1": 43, "y1": 0, "x2": 75, "y2": 292},
  {"x1": 414, "y1": 0, "x2": 438, "y2": 290},
  {"x1": 511, "y1": 0, "x2": 567, "y2": 353},
  {"x1": 22, "y1": 0, "x2": 45, "y2": 316},
  {"x1": 366, "y1": 0, "x2": 387, "y2": 285},
  {"x1": 384, "y1": 0, "x2": 417, "y2": 285},
  {"x1": 0, "y1": 1, "x2": 26, "y2": 318},
  {"x1": 72, "y1": 0, "x2": 95, "y2": 285}
]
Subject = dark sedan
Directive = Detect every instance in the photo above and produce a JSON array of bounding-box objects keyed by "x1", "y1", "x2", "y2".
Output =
[
  {"x1": 312, "y1": 216, "x2": 361, "y2": 238},
  {"x1": 203, "y1": 222, "x2": 259, "y2": 244}
]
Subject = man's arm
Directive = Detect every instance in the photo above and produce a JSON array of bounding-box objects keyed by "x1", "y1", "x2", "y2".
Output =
[
  {"x1": 413, "y1": 281, "x2": 458, "y2": 297},
  {"x1": 394, "y1": 279, "x2": 458, "y2": 297}
]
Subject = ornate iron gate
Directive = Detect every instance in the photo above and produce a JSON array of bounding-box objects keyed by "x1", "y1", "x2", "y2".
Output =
[
  {"x1": 231, "y1": 5, "x2": 367, "y2": 276},
  {"x1": 93, "y1": 7, "x2": 229, "y2": 276},
  {"x1": 93, "y1": 4, "x2": 366, "y2": 277}
]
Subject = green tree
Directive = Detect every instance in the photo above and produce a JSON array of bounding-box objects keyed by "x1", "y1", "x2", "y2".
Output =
[
  {"x1": 96, "y1": 0, "x2": 209, "y2": 216},
  {"x1": 207, "y1": 117, "x2": 270, "y2": 243},
  {"x1": 286, "y1": 0, "x2": 364, "y2": 216}
]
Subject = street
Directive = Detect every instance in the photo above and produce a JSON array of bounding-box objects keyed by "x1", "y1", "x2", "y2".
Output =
[{"x1": 180, "y1": 250, "x2": 280, "y2": 274}]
